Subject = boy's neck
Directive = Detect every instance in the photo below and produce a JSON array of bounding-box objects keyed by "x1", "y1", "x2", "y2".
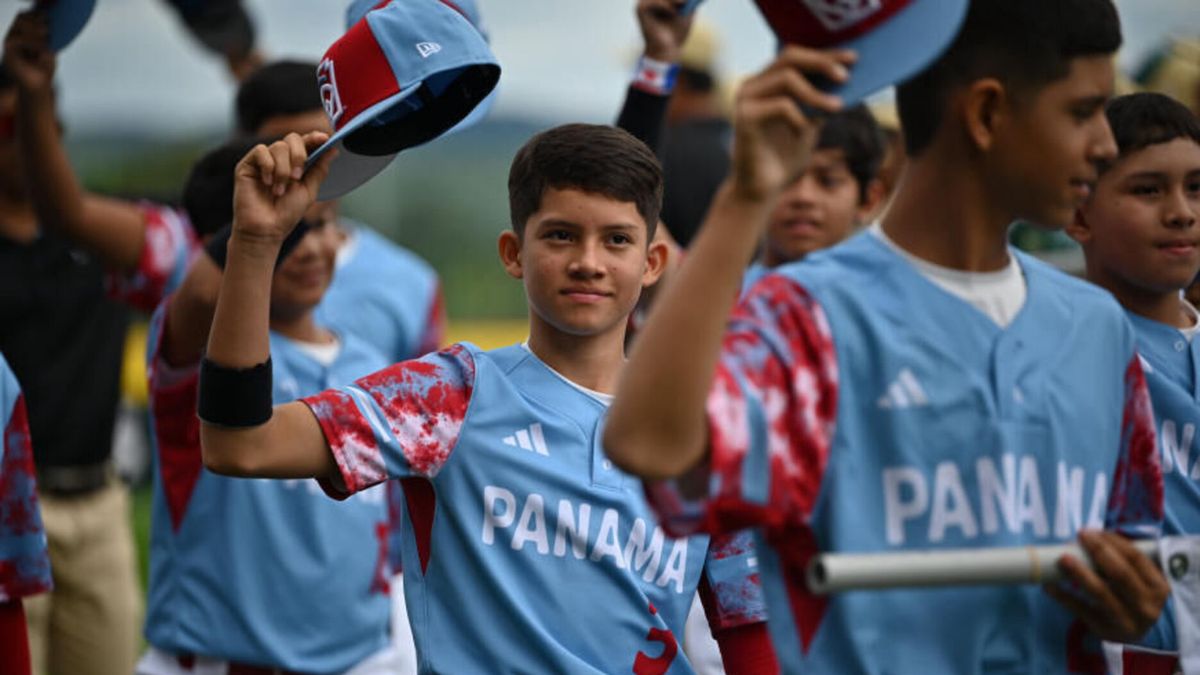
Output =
[
  {"x1": 0, "y1": 193, "x2": 37, "y2": 243},
  {"x1": 270, "y1": 310, "x2": 334, "y2": 345},
  {"x1": 880, "y1": 153, "x2": 1014, "y2": 272},
  {"x1": 1087, "y1": 265, "x2": 1194, "y2": 329},
  {"x1": 526, "y1": 317, "x2": 627, "y2": 395}
]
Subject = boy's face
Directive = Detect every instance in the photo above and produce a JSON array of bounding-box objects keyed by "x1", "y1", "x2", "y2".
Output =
[
  {"x1": 990, "y1": 56, "x2": 1118, "y2": 229},
  {"x1": 269, "y1": 201, "x2": 340, "y2": 321},
  {"x1": 1072, "y1": 137, "x2": 1200, "y2": 294},
  {"x1": 501, "y1": 187, "x2": 666, "y2": 339},
  {"x1": 764, "y1": 148, "x2": 873, "y2": 266}
]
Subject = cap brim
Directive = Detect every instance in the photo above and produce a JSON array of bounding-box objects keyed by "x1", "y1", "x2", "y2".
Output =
[
  {"x1": 308, "y1": 85, "x2": 422, "y2": 200},
  {"x1": 39, "y1": 0, "x2": 97, "y2": 52},
  {"x1": 826, "y1": 0, "x2": 968, "y2": 105},
  {"x1": 445, "y1": 85, "x2": 498, "y2": 136}
]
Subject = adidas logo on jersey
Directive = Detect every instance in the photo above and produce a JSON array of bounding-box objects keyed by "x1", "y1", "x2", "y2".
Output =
[
  {"x1": 502, "y1": 423, "x2": 549, "y2": 456},
  {"x1": 877, "y1": 368, "x2": 929, "y2": 409},
  {"x1": 416, "y1": 41, "x2": 442, "y2": 58}
]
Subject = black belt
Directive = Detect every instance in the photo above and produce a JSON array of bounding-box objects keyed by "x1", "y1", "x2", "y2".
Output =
[{"x1": 36, "y1": 463, "x2": 110, "y2": 496}]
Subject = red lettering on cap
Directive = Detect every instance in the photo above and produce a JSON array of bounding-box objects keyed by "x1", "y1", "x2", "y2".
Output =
[
  {"x1": 754, "y1": 0, "x2": 913, "y2": 48},
  {"x1": 317, "y1": 18, "x2": 403, "y2": 133}
]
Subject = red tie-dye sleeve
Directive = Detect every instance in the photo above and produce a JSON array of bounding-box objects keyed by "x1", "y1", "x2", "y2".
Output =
[
  {"x1": 303, "y1": 344, "x2": 476, "y2": 499},
  {"x1": 0, "y1": 388, "x2": 53, "y2": 602},
  {"x1": 1105, "y1": 355, "x2": 1164, "y2": 537},
  {"x1": 106, "y1": 204, "x2": 199, "y2": 312},
  {"x1": 645, "y1": 275, "x2": 839, "y2": 543}
]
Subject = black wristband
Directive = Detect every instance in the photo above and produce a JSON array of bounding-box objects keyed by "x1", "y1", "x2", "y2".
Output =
[
  {"x1": 198, "y1": 357, "x2": 273, "y2": 427},
  {"x1": 203, "y1": 220, "x2": 313, "y2": 270}
]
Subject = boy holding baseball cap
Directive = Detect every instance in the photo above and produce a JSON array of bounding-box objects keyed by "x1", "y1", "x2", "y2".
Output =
[{"x1": 605, "y1": 0, "x2": 1171, "y2": 672}]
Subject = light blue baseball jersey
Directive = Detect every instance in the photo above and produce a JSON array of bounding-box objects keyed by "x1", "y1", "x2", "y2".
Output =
[
  {"x1": 1126, "y1": 311, "x2": 1200, "y2": 654},
  {"x1": 647, "y1": 232, "x2": 1165, "y2": 674},
  {"x1": 303, "y1": 343, "x2": 762, "y2": 674},
  {"x1": 317, "y1": 222, "x2": 444, "y2": 364},
  {"x1": 0, "y1": 353, "x2": 52, "y2": 603},
  {"x1": 742, "y1": 261, "x2": 769, "y2": 295},
  {"x1": 143, "y1": 305, "x2": 392, "y2": 673}
]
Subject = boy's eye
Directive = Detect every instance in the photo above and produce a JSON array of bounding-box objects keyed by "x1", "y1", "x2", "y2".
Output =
[
  {"x1": 609, "y1": 233, "x2": 633, "y2": 245},
  {"x1": 1186, "y1": 179, "x2": 1200, "y2": 195},
  {"x1": 1130, "y1": 184, "x2": 1161, "y2": 197},
  {"x1": 544, "y1": 230, "x2": 572, "y2": 241}
]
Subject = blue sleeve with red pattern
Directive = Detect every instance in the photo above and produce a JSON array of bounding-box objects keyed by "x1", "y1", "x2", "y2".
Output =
[
  {"x1": 700, "y1": 530, "x2": 768, "y2": 632},
  {"x1": 645, "y1": 275, "x2": 839, "y2": 541},
  {"x1": 0, "y1": 355, "x2": 52, "y2": 602},
  {"x1": 302, "y1": 344, "x2": 476, "y2": 498},
  {"x1": 1106, "y1": 356, "x2": 1164, "y2": 537},
  {"x1": 144, "y1": 302, "x2": 205, "y2": 533},
  {"x1": 106, "y1": 204, "x2": 198, "y2": 312}
]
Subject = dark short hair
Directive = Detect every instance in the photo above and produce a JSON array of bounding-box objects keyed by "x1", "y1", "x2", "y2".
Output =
[
  {"x1": 817, "y1": 105, "x2": 885, "y2": 203},
  {"x1": 1104, "y1": 92, "x2": 1200, "y2": 165},
  {"x1": 182, "y1": 137, "x2": 268, "y2": 238},
  {"x1": 235, "y1": 60, "x2": 321, "y2": 135},
  {"x1": 897, "y1": 0, "x2": 1122, "y2": 156},
  {"x1": 508, "y1": 124, "x2": 662, "y2": 240}
]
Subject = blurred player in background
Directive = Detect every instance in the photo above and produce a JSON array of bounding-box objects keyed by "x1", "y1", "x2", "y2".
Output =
[
  {"x1": 136, "y1": 138, "x2": 396, "y2": 675},
  {"x1": 0, "y1": 352, "x2": 53, "y2": 675},
  {"x1": 606, "y1": 1, "x2": 1171, "y2": 672},
  {"x1": 743, "y1": 105, "x2": 886, "y2": 289},
  {"x1": 3, "y1": 14, "x2": 162, "y2": 673},
  {"x1": 1068, "y1": 91, "x2": 1200, "y2": 674}
]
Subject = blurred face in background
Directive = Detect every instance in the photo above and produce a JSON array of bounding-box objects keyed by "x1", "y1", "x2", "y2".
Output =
[
  {"x1": 763, "y1": 148, "x2": 878, "y2": 267},
  {"x1": 269, "y1": 200, "x2": 340, "y2": 323}
]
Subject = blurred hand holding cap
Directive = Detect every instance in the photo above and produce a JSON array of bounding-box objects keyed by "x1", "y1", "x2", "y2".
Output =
[
  {"x1": 309, "y1": 0, "x2": 500, "y2": 200},
  {"x1": 31, "y1": 0, "x2": 96, "y2": 51},
  {"x1": 752, "y1": 0, "x2": 969, "y2": 105}
]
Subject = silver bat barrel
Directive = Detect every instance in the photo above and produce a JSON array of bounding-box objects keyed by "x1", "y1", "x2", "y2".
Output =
[{"x1": 806, "y1": 539, "x2": 1162, "y2": 594}]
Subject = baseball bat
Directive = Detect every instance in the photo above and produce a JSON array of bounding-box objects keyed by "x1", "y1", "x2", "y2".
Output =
[{"x1": 806, "y1": 539, "x2": 1162, "y2": 594}]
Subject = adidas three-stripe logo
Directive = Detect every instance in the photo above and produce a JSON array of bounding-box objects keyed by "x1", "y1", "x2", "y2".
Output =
[
  {"x1": 502, "y1": 423, "x2": 549, "y2": 456},
  {"x1": 877, "y1": 368, "x2": 929, "y2": 409}
]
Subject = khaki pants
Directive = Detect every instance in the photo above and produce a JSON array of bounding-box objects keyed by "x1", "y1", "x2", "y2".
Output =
[{"x1": 25, "y1": 478, "x2": 142, "y2": 675}]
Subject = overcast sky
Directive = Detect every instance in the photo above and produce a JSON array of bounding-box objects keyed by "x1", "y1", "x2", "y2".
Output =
[{"x1": 4, "y1": 0, "x2": 1198, "y2": 136}]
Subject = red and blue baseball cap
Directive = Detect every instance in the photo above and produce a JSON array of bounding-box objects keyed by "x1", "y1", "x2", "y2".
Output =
[
  {"x1": 309, "y1": 0, "x2": 500, "y2": 200},
  {"x1": 753, "y1": 0, "x2": 969, "y2": 105},
  {"x1": 345, "y1": 0, "x2": 498, "y2": 136},
  {"x1": 32, "y1": 0, "x2": 96, "y2": 51}
]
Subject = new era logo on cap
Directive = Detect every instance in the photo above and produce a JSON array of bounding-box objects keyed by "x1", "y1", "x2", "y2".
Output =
[
  {"x1": 752, "y1": 0, "x2": 968, "y2": 104},
  {"x1": 416, "y1": 41, "x2": 442, "y2": 58}
]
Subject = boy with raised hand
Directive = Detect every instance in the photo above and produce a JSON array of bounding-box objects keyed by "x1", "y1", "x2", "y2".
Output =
[
  {"x1": 1067, "y1": 92, "x2": 1200, "y2": 673},
  {"x1": 136, "y1": 138, "x2": 395, "y2": 675},
  {"x1": 743, "y1": 105, "x2": 885, "y2": 289},
  {"x1": 198, "y1": 125, "x2": 774, "y2": 673},
  {"x1": 604, "y1": 0, "x2": 1172, "y2": 673}
]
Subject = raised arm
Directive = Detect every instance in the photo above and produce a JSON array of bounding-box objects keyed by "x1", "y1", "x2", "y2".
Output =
[
  {"x1": 5, "y1": 12, "x2": 154, "y2": 273},
  {"x1": 604, "y1": 47, "x2": 853, "y2": 480},
  {"x1": 198, "y1": 133, "x2": 338, "y2": 480},
  {"x1": 615, "y1": 0, "x2": 694, "y2": 150}
]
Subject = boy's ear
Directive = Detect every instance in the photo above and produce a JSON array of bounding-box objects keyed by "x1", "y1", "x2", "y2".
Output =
[
  {"x1": 961, "y1": 78, "x2": 1008, "y2": 153},
  {"x1": 498, "y1": 229, "x2": 524, "y2": 280},
  {"x1": 641, "y1": 236, "x2": 670, "y2": 288},
  {"x1": 1065, "y1": 209, "x2": 1093, "y2": 245},
  {"x1": 858, "y1": 178, "x2": 887, "y2": 222}
]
